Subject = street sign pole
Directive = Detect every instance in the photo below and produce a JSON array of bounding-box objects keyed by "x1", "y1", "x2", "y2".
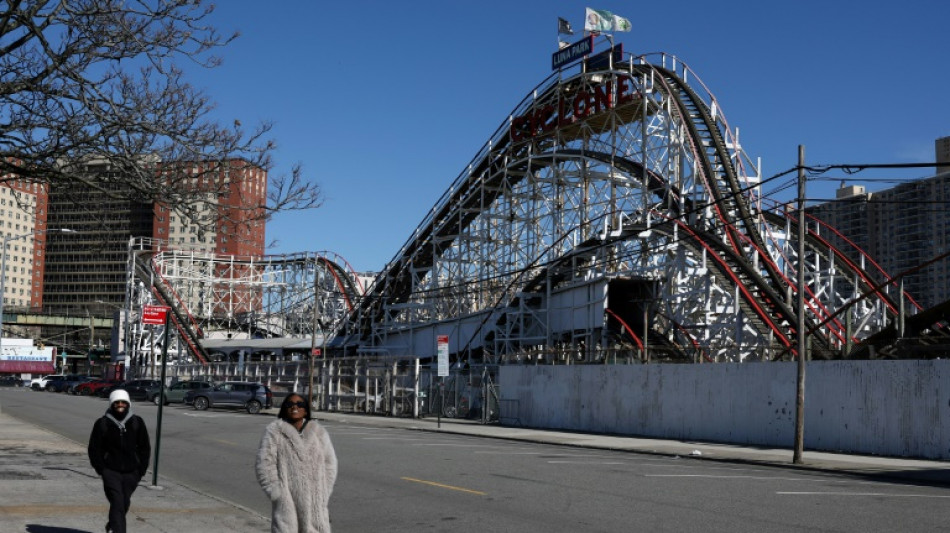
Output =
[
  {"x1": 437, "y1": 335, "x2": 449, "y2": 429},
  {"x1": 142, "y1": 305, "x2": 170, "y2": 488}
]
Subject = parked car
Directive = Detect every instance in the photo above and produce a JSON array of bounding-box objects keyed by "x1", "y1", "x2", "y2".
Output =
[
  {"x1": 111, "y1": 379, "x2": 162, "y2": 401},
  {"x1": 47, "y1": 374, "x2": 94, "y2": 393},
  {"x1": 75, "y1": 378, "x2": 122, "y2": 397},
  {"x1": 63, "y1": 375, "x2": 98, "y2": 394},
  {"x1": 29, "y1": 374, "x2": 65, "y2": 391},
  {"x1": 146, "y1": 380, "x2": 213, "y2": 406},
  {"x1": 0, "y1": 375, "x2": 26, "y2": 387},
  {"x1": 184, "y1": 381, "x2": 273, "y2": 414}
]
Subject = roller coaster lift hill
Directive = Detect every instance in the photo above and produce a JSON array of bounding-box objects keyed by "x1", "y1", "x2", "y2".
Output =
[{"x1": 118, "y1": 32, "x2": 950, "y2": 421}]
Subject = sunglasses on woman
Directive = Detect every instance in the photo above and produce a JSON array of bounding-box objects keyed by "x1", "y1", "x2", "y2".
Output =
[{"x1": 283, "y1": 400, "x2": 307, "y2": 408}]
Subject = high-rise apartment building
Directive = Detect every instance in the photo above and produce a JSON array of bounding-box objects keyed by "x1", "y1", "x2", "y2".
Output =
[
  {"x1": 808, "y1": 175, "x2": 950, "y2": 309},
  {"x1": 43, "y1": 159, "x2": 266, "y2": 317},
  {"x1": 937, "y1": 136, "x2": 950, "y2": 175},
  {"x1": 153, "y1": 159, "x2": 267, "y2": 258},
  {"x1": 0, "y1": 178, "x2": 50, "y2": 310}
]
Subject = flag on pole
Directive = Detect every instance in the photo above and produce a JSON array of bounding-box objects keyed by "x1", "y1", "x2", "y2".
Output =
[
  {"x1": 584, "y1": 7, "x2": 632, "y2": 33},
  {"x1": 558, "y1": 17, "x2": 574, "y2": 35}
]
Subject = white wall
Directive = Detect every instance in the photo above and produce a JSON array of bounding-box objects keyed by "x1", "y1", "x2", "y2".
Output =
[{"x1": 498, "y1": 360, "x2": 950, "y2": 459}]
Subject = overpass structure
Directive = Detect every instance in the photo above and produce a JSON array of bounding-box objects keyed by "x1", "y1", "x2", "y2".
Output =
[{"x1": 124, "y1": 41, "x2": 950, "y2": 374}]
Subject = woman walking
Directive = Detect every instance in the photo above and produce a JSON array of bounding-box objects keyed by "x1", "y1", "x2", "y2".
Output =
[{"x1": 256, "y1": 394, "x2": 338, "y2": 533}]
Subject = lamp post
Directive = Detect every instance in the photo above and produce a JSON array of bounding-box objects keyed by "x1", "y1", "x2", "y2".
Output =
[{"x1": 0, "y1": 228, "x2": 74, "y2": 356}]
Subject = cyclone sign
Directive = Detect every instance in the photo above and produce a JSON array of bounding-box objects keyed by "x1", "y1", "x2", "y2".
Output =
[{"x1": 509, "y1": 73, "x2": 642, "y2": 142}]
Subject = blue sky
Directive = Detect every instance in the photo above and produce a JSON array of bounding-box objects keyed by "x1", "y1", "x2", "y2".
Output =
[{"x1": 188, "y1": 1, "x2": 948, "y2": 273}]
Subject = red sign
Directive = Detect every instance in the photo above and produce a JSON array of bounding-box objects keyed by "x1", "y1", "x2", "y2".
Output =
[
  {"x1": 510, "y1": 73, "x2": 641, "y2": 142},
  {"x1": 142, "y1": 305, "x2": 170, "y2": 325},
  {"x1": 311, "y1": 348, "x2": 322, "y2": 357}
]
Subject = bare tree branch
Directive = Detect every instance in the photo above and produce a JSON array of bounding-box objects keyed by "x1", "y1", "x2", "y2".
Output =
[{"x1": 0, "y1": 0, "x2": 322, "y2": 232}]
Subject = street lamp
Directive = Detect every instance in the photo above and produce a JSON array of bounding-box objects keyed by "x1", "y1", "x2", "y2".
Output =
[{"x1": 0, "y1": 228, "x2": 74, "y2": 356}]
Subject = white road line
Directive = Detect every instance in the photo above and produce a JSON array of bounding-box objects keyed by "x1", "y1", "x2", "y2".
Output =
[
  {"x1": 474, "y1": 451, "x2": 608, "y2": 457},
  {"x1": 547, "y1": 460, "x2": 627, "y2": 465},
  {"x1": 778, "y1": 491, "x2": 950, "y2": 499},
  {"x1": 647, "y1": 470, "x2": 918, "y2": 487},
  {"x1": 361, "y1": 437, "x2": 431, "y2": 441},
  {"x1": 412, "y1": 443, "x2": 505, "y2": 448},
  {"x1": 646, "y1": 474, "x2": 808, "y2": 482}
]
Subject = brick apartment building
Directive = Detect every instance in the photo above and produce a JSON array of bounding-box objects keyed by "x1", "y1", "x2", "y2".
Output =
[{"x1": 42, "y1": 159, "x2": 266, "y2": 318}]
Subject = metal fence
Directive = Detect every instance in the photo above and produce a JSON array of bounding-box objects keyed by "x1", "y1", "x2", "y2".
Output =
[{"x1": 133, "y1": 357, "x2": 501, "y2": 423}]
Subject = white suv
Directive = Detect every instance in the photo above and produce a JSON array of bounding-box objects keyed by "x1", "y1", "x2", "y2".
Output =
[{"x1": 29, "y1": 374, "x2": 65, "y2": 391}]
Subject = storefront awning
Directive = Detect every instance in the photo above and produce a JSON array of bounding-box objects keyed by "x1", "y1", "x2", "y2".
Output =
[{"x1": 0, "y1": 361, "x2": 55, "y2": 373}]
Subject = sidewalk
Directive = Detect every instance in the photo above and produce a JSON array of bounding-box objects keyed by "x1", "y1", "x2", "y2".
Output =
[
  {"x1": 2, "y1": 407, "x2": 948, "y2": 533},
  {"x1": 0, "y1": 408, "x2": 269, "y2": 533}
]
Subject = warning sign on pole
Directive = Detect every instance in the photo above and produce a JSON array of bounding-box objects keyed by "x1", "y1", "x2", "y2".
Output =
[
  {"x1": 142, "y1": 305, "x2": 169, "y2": 325},
  {"x1": 437, "y1": 335, "x2": 449, "y2": 377}
]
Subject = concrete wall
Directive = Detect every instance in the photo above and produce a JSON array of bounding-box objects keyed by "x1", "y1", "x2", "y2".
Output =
[{"x1": 498, "y1": 360, "x2": 950, "y2": 459}]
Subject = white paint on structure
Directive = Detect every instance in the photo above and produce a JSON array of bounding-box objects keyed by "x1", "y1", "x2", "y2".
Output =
[{"x1": 498, "y1": 360, "x2": 950, "y2": 459}]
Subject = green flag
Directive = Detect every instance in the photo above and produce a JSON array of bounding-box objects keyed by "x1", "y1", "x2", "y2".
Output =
[{"x1": 585, "y1": 7, "x2": 632, "y2": 33}]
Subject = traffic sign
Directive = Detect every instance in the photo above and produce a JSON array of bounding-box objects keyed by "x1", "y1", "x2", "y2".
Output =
[
  {"x1": 437, "y1": 335, "x2": 449, "y2": 377},
  {"x1": 142, "y1": 305, "x2": 169, "y2": 325}
]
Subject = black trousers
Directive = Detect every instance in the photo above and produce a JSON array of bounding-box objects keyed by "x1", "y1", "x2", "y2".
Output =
[{"x1": 101, "y1": 468, "x2": 141, "y2": 533}]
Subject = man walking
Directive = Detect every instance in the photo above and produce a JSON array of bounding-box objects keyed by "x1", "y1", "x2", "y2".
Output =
[{"x1": 88, "y1": 388, "x2": 151, "y2": 533}]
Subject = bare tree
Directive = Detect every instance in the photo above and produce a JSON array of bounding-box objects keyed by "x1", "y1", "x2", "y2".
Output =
[{"x1": 0, "y1": 0, "x2": 322, "y2": 231}]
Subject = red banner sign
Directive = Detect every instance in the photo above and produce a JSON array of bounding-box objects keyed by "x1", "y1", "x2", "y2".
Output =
[{"x1": 142, "y1": 305, "x2": 169, "y2": 325}]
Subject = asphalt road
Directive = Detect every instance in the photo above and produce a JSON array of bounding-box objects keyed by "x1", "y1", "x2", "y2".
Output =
[{"x1": 3, "y1": 387, "x2": 950, "y2": 532}]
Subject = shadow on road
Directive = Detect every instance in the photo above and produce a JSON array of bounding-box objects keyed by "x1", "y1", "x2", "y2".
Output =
[{"x1": 26, "y1": 525, "x2": 93, "y2": 533}]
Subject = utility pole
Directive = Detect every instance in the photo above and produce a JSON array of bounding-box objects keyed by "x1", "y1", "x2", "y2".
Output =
[
  {"x1": 793, "y1": 145, "x2": 807, "y2": 464},
  {"x1": 308, "y1": 257, "x2": 320, "y2": 409}
]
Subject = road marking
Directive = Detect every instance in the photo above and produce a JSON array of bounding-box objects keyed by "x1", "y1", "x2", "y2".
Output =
[
  {"x1": 548, "y1": 460, "x2": 627, "y2": 465},
  {"x1": 411, "y1": 443, "x2": 502, "y2": 448},
  {"x1": 207, "y1": 438, "x2": 239, "y2": 447},
  {"x1": 401, "y1": 477, "x2": 486, "y2": 495},
  {"x1": 362, "y1": 437, "x2": 430, "y2": 441},
  {"x1": 474, "y1": 451, "x2": 607, "y2": 457},
  {"x1": 778, "y1": 491, "x2": 950, "y2": 498},
  {"x1": 646, "y1": 474, "x2": 806, "y2": 481}
]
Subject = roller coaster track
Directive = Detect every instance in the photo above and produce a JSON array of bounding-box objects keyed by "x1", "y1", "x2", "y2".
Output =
[
  {"x1": 132, "y1": 252, "x2": 210, "y2": 364},
  {"x1": 122, "y1": 48, "x2": 940, "y2": 365},
  {"x1": 127, "y1": 241, "x2": 364, "y2": 366},
  {"x1": 348, "y1": 49, "x2": 915, "y2": 362}
]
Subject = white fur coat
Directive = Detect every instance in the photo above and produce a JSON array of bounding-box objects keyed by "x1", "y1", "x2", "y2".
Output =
[{"x1": 256, "y1": 418, "x2": 338, "y2": 533}]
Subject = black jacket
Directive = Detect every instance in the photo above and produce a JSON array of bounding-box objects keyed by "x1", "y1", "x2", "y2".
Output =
[{"x1": 87, "y1": 412, "x2": 151, "y2": 477}]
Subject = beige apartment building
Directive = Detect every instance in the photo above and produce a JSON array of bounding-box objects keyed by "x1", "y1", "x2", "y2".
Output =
[
  {"x1": 0, "y1": 178, "x2": 50, "y2": 311},
  {"x1": 807, "y1": 140, "x2": 950, "y2": 309}
]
